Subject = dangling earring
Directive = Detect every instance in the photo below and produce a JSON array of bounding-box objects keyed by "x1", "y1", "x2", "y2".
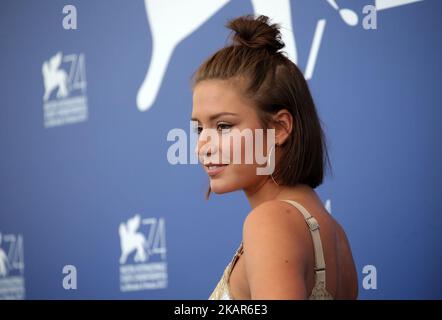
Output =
[{"x1": 267, "y1": 143, "x2": 279, "y2": 186}]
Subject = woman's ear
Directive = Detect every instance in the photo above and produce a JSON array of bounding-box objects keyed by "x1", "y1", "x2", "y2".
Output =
[{"x1": 271, "y1": 109, "x2": 293, "y2": 145}]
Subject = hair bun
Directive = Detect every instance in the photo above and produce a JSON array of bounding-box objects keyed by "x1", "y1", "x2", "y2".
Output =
[{"x1": 226, "y1": 14, "x2": 285, "y2": 54}]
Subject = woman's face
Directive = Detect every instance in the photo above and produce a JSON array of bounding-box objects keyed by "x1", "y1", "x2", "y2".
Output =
[{"x1": 192, "y1": 79, "x2": 272, "y2": 194}]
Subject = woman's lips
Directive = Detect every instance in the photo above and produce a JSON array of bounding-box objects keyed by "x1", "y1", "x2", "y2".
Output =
[{"x1": 205, "y1": 164, "x2": 228, "y2": 176}]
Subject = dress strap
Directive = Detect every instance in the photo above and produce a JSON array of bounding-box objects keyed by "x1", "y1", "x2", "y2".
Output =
[
  {"x1": 227, "y1": 242, "x2": 244, "y2": 276},
  {"x1": 280, "y1": 200, "x2": 327, "y2": 287}
]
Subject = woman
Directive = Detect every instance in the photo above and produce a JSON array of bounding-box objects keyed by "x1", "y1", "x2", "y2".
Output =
[{"x1": 190, "y1": 14, "x2": 358, "y2": 300}]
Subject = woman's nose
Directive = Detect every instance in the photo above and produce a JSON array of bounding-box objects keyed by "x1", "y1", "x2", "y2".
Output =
[
  {"x1": 196, "y1": 139, "x2": 213, "y2": 160},
  {"x1": 196, "y1": 129, "x2": 218, "y2": 162}
]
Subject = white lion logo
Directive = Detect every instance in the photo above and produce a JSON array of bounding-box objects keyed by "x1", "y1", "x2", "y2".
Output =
[
  {"x1": 137, "y1": 0, "x2": 421, "y2": 112},
  {"x1": 42, "y1": 52, "x2": 69, "y2": 101},
  {"x1": 119, "y1": 215, "x2": 147, "y2": 264},
  {"x1": 0, "y1": 233, "x2": 9, "y2": 277}
]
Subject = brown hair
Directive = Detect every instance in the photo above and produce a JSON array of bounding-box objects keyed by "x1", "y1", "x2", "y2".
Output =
[{"x1": 190, "y1": 14, "x2": 331, "y2": 200}]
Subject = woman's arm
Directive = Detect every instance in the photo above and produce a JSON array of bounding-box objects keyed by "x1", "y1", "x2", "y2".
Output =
[{"x1": 242, "y1": 200, "x2": 313, "y2": 299}]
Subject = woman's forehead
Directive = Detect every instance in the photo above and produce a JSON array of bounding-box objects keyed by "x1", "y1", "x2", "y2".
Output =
[
  {"x1": 192, "y1": 80, "x2": 252, "y2": 117},
  {"x1": 193, "y1": 80, "x2": 238, "y2": 103}
]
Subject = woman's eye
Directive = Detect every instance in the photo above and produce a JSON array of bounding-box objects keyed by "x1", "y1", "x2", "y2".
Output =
[
  {"x1": 195, "y1": 124, "x2": 232, "y2": 135},
  {"x1": 217, "y1": 123, "x2": 232, "y2": 132}
]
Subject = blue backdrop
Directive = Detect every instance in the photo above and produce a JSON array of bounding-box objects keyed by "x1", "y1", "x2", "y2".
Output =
[{"x1": 0, "y1": 0, "x2": 441, "y2": 299}]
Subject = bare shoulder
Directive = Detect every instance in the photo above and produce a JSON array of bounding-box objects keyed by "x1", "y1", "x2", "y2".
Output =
[
  {"x1": 242, "y1": 199, "x2": 358, "y2": 299},
  {"x1": 241, "y1": 200, "x2": 315, "y2": 299},
  {"x1": 243, "y1": 199, "x2": 313, "y2": 241}
]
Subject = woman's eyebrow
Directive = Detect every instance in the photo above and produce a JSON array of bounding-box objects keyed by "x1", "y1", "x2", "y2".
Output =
[{"x1": 191, "y1": 112, "x2": 237, "y2": 122}]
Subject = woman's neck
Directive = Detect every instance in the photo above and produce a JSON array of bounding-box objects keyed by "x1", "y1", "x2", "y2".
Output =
[{"x1": 243, "y1": 178, "x2": 315, "y2": 210}]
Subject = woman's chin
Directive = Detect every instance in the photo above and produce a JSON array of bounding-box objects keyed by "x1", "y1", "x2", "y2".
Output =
[{"x1": 210, "y1": 181, "x2": 236, "y2": 194}]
